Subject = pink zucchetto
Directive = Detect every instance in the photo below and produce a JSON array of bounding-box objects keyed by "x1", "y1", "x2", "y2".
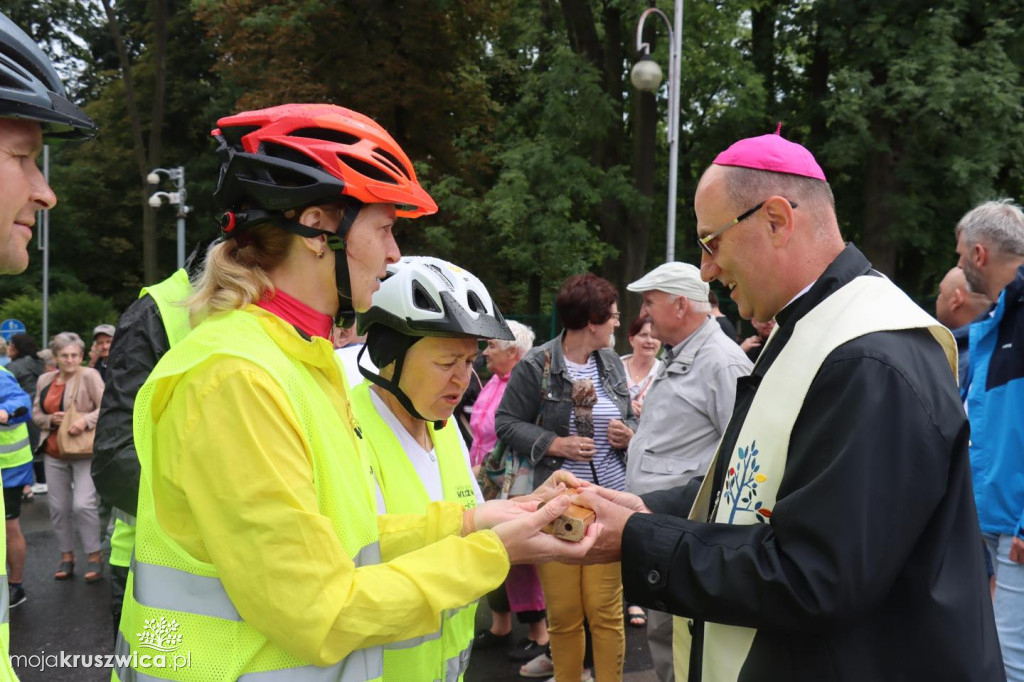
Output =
[{"x1": 713, "y1": 123, "x2": 827, "y2": 182}]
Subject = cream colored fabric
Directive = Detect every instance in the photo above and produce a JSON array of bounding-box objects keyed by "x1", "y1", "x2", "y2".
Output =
[{"x1": 685, "y1": 276, "x2": 955, "y2": 682}]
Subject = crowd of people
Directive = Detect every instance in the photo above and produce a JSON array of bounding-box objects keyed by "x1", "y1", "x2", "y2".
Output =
[
  {"x1": 0, "y1": 324, "x2": 117, "y2": 611},
  {"x1": 0, "y1": 7, "x2": 1022, "y2": 682}
]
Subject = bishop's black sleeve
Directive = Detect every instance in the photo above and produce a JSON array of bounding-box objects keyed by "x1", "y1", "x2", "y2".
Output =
[{"x1": 621, "y1": 332, "x2": 964, "y2": 632}]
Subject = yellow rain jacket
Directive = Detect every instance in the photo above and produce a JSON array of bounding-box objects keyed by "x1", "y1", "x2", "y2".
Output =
[{"x1": 116, "y1": 307, "x2": 508, "y2": 679}]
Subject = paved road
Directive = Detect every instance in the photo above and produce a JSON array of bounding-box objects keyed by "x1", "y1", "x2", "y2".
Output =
[
  {"x1": 9, "y1": 492, "x2": 111, "y2": 681},
  {"x1": 8, "y1": 493, "x2": 655, "y2": 681}
]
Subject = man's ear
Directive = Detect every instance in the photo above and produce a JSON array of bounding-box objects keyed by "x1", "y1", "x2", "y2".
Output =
[
  {"x1": 950, "y1": 287, "x2": 965, "y2": 312},
  {"x1": 763, "y1": 195, "x2": 796, "y2": 245},
  {"x1": 973, "y1": 242, "x2": 989, "y2": 268}
]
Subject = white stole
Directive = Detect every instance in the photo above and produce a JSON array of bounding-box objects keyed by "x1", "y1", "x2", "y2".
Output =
[{"x1": 679, "y1": 275, "x2": 956, "y2": 682}]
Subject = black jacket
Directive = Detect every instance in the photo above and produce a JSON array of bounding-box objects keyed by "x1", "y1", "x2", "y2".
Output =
[
  {"x1": 621, "y1": 245, "x2": 1003, "y2": 681},
  {"x1": 7, "y1": 354, "x2": 44, "y2": 397},
  {"x1": 90, "y1": 294, "x2": 169, "y2": 515}
]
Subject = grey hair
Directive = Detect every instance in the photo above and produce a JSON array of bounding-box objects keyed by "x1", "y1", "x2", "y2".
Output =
[
  {"x1": 955, "y1": 199, "x2": 1024, "y2": 258},
  {"x1": 721, "y1": 166, "x2": 835, "y2": 218},
  {"x1": 688, "y1": 300, "x2": 712, "y2": 315},
  {"x1": 494, "y1": 320, "x2": 535, "y2": 356},
  {"x1": 49, "y1": 331, "x2": 85, "y2": 355}
]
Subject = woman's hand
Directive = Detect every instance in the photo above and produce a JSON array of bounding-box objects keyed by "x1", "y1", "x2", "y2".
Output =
[
  {"x1": 523, "y1": 469, "x2": 589, "y2": 504},
  {"x1": 607, "y1": 419, "x2": 634, "y2": 450},
  {"x1": 631, "y1": 399, "x2": 643, "y2": 417},
  {"x1": 468, "y1": 498, "x2": 540, "y2": 532},
  {"x1": 492, "y1": 494, "x2": 603, "y2": 564},
  {"x1": 67, "y1": 417, "x2": 87, "y2": 435},
  {"x1": 50, "y1": 411, "x2": 64, "y2": 427},
  {"x1": 549, "y1": 436, "x2": 596, "y2": 461}
]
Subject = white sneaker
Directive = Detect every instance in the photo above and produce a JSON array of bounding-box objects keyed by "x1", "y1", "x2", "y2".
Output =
[
  {"x1": 30, "y1": 483, "x2": 47, "y2": 495},
  {"x1": 539, "y1": 668, "x2": 592, "y2": 682},
  {"x1": 519, "y1": 652, "x2": 553, "y2": 678}
]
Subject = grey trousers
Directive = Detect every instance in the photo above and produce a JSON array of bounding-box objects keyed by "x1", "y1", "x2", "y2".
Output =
[
  {"x1": 648, "y1": 608, "x2": 675, "y2": 682},
  {"x1": 44, "y1": 455, "x2": 101, "y2": 555}
]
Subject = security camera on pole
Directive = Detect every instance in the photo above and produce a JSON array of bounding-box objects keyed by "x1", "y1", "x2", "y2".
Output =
[{"x1": 147, "y1": 166, "x2": 190, "y2": 270}]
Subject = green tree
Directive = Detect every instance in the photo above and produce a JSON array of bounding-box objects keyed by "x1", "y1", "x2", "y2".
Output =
[{"x1": 0, "y1": 291, "x2": 117, "y2": 345}]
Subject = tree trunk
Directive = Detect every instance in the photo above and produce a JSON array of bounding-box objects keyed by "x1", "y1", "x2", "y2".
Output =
[
  {"x1": 751, "y1": 3, "x2": 776, "y2": 117},
  {"x1": 807, "y1": 8, "x2": 829, "y2": 148},
  {"x1": 624, "y1": 17, "x2": 658, "y2": 339},
  {"x1": 560, "y1": 0, "x2": 634, "y2": 349},
  {"x1": 862, "y1": 115, "x2": 897, "y2": 276},
  {"x1": 103, "y1": 0, "x2": 168, "y2": 284}
]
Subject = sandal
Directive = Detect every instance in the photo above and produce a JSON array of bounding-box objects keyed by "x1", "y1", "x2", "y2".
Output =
[
  {"x1": 627, "y1": 604, "x2": 647, "y2": 628},
  {"x1": 84, "y1": 559, "x2": 103, "y2": 584},
  {"x1": 54, "y1": 559, "x2": 74, "y2": 581}
]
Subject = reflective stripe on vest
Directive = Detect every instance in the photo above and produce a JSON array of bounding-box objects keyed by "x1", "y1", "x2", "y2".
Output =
[
  {"x1": 444, "y1": 640, "x2": 472, "y2": 682},
  {"x1": 0, "y1": 575, "x2": 7, "y2": 624},
  {"x1": 120, "y1": 309, "x2": 382, "y2": 680},
  {"x1": 114, "y1": 630, "x2": 383, "y2": 682},
  {"x1": 0, "y1": 368, "x2": 34, "y2": 469},
  {"x1": 131, "y1": 539, "x2": 380, "y2": 622}
]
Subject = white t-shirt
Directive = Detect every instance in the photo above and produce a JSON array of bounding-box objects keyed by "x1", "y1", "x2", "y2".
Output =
[
  {"x1": 368, "y1": 388, "x2": 483, "y2": 513},
  {"x1": 335, "y1": 343, "x2": 376, "y2": 389}
]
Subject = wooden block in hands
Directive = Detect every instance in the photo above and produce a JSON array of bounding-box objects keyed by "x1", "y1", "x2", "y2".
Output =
[{"x1": 541, "y1": 501, "x2": 596, "y2": 542}]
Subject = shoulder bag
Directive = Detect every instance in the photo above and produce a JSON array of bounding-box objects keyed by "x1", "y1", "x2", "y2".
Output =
[
  {"x1": 56, "y1": 372, "x2": 95, "y2": 460},
  {"x1": 477, "y1": 350, "x2": 551, "y2": 500}
]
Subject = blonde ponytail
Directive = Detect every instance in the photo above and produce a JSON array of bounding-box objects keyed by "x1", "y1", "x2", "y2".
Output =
[{"x1": 188, "y1": 224, "x2": 295, "y2": 324}]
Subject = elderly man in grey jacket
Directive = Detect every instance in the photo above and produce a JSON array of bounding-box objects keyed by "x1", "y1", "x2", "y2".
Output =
[{"x1": 625, "y1": 262, "x2": 752, "y2": 682}]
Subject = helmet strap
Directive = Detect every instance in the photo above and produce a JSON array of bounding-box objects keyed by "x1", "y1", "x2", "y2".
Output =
[
  {"x1": 356, "y1": 345, "x2": 446, "y2": 430},
  {"x1": 220, "y1": 206, "x2": 363, "y2": 325}
]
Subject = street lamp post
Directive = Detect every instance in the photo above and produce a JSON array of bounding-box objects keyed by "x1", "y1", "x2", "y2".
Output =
[
  {"x1": 147, "y1": 166, "x2": 190, "y2": 269},
  {"x1": 631, "y1": 1, "x2": 683, "y2": 263}
]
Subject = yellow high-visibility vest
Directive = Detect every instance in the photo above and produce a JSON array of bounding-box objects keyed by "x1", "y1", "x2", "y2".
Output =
[
  {"x1": 110, "y1": 268, "x2": 194, "y2": 571},
  {"x1": 352, "y1": 382, "x2": 478, "y2": 682},
  {"x1": 0, "y1": 365, "x2": 28, "y2": 681},
  {"x1": 114, "y1": 309, "x2": 382, "y2": 681}
]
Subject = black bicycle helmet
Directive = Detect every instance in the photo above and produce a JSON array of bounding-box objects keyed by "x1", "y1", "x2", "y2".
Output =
[{"x1": 0, "y1": 12, "x2": 96, "y2": 139}]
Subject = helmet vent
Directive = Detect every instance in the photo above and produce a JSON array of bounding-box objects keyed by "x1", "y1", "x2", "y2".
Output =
[
  {"x1": 466, "y1": 290, "x2": 487, "y2": 313},
  {"x1": 258, "y1": 143, "x2": 320, "y2": 185},
  {"x1": 291, "y1": 127, "x2": 360, "y2": 146},
  {"x1": 263, "y1": 141, "x2": 319, "y2": 168},
  {"x1": 0, "y1": 69, "x2": 26, "y2": 92},
  {"x1": 221, "y1": 125, "x2": 260, "y2": 147},
  {"x1": 337, "y1": 154, "x2": 395, "y2": 184},
  {"x1": 412, "y1": 281, "x2": 441, "y2": 313},
  {"x1": 374, "y1": 147, "x2": 410, "y2": 180}
]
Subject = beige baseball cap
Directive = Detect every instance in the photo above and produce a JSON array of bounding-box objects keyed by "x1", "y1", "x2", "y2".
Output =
[{"x1": 627, "y1": 262, "x2": 709, "y2": 302}]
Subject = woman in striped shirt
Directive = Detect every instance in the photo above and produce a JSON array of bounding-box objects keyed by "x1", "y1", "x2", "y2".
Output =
[{"x1": 496, "y1": 273, "x2": 638, "y2": 682}]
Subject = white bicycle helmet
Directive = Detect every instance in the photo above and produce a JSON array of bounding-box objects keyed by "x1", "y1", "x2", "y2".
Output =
[
  {"x1": 357, "y1": 256, "x2": 513, "y2": 426},
  {"x1": 357, "y1": 256, "x2": 514, "y2": 340}
]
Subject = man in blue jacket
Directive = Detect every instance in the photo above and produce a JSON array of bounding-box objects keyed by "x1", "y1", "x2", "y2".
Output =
[{"x1": 956, "y1": 198, "x2": 1024, "y2": 682}]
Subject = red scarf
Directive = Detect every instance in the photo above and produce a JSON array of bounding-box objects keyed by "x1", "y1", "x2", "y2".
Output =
[{"x1": 256, "y1": 288, "x2": 333, "y2": 340}]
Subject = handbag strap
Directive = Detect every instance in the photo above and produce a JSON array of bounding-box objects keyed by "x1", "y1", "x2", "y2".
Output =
[{"x1": 67, "y1": 371, "x2": 82, "y2": 410}]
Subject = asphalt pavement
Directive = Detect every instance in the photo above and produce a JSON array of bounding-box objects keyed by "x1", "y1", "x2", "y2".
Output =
[
  {"x1": 9, "y1": 490, "x2": 112, "y2": 681},
  {"x1": 8, "y1": 493, "x2": 655, "y2": 681}
]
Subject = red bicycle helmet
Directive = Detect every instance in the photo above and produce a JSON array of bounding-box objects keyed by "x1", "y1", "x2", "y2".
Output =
[{"x1": 212, "y1": 103, "x2": 436, "y2": 220}]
